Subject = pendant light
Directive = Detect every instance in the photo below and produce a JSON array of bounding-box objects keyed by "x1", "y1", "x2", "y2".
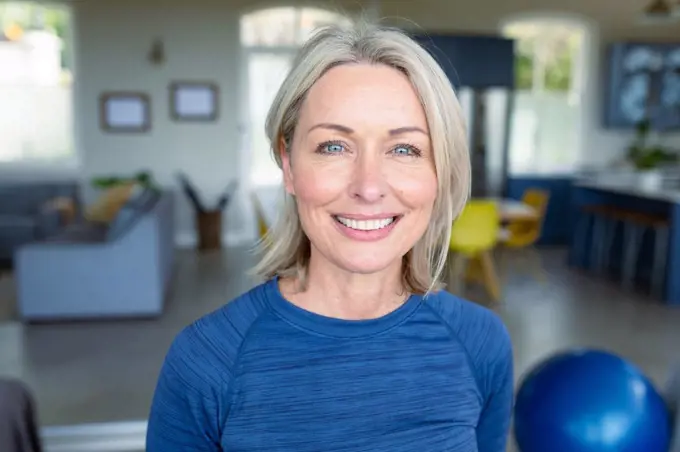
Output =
[{"x1": 638, "y1": 0, "x2": 675, "y2": 24}]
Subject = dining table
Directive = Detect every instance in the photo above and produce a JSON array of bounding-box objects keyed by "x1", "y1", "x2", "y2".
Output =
[
  {"x1": 499, "y1": 199, "x2": 538, "y2": 222},
  {"x1": 475, "y1": 197, "x2": 539, "y2": 222},
  {"x1": 471, "y1": 197, "x2": 539, "y2": 244}
]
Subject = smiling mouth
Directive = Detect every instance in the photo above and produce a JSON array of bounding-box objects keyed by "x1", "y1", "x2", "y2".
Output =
[{"x1": 332, "y1": 215, "x2": 401, "y2": 231}]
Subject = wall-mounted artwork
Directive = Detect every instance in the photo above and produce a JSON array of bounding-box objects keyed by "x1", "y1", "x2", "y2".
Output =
[
  {"x1": 604, "y1": 42, "x2": 680, "y2": 130},
  {"x1": 169, "y1": 81, "x2": 219, "y2": 122},
  {"x1": 100, "y1": 92, "x2": 152, "y2": 133}
]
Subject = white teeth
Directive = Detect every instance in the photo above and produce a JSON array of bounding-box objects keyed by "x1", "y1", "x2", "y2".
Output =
[{"x1": 335, "y1": 216, "x2": 395, "y2": 231}]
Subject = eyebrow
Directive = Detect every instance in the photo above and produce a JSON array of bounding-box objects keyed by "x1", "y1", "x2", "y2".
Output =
[{"x1": 307, "y1": 123, "x2": 428, "y2": 136}]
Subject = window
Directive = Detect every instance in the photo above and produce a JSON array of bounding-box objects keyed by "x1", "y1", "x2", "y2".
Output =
[
  {"x1": 0, "y1": 2, "x2": 75, "y2": 168},
  {"x1": 240, "y1": 7, "x2": 351, "y2": 187},
  {"x1": 502, "y1": 18, "x2": 587, "y2": 174}
]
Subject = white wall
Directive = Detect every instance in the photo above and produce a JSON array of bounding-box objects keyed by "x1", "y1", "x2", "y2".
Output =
[
  {"x1": 65, "y1": 0, "x2": 680, "y2": 245},
  {"x1": 73, "y1": 0, "x2": 245, "y2": 244}
]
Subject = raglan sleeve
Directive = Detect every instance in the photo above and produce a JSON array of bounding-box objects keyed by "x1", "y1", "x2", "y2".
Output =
[
  {"x1": 475, "y1": 314, "x2": 514, "y2": 452},
  {"x1": 146, "y1": 324, "x2": 229, "y2": 451}
]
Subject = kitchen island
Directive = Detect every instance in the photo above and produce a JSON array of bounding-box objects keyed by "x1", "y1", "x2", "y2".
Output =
[{"x1": 569, "y1": 171, "x2": 680, "y2": 305}]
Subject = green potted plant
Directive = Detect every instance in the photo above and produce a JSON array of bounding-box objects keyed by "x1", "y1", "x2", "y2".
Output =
[
  {"x1": 91, "y1": 170, "x2": 160, "y2": 192},
  {"x1": 627, "y1": 119, "x2": 677, "y2": 171}
]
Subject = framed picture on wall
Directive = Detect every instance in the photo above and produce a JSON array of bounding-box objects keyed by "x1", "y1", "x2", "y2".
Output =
[
  {"x1": 100, "y1": 92, "x2": 152, "y2": 133},
  {"x1": 169, "y1": 81, "x2": 219, "y2": 122}
]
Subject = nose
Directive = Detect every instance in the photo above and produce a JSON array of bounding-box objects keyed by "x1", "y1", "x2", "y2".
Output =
[{"x1": 349, "y1": 152, "x2": 386, "y2": 202}]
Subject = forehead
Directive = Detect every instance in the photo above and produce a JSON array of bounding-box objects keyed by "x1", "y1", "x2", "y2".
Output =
[{"x1": 299, "y1": 63, "x2": 428, "y2": 130}]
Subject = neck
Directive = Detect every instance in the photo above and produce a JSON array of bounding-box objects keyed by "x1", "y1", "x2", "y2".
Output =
[{"x1": 280, "y1": 248, "x2": 407, "y2": 320}]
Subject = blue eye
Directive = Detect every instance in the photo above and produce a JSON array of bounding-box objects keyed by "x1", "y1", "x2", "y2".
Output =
[
  {"x1": 393, "y1": 145, "x2": 419, "y2": 156},
  {"x1": 317, "y1": 142, "x2": 345, "y2": 154}
]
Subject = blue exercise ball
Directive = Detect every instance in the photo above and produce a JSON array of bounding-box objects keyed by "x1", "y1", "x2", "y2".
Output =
[{"x1": 514, "y1": 349, "x2": 670, "y2": 452}]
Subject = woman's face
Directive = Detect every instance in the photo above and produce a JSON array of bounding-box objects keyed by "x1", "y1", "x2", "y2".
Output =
[{"x1": 281, "y1": 63, "x2": 438, "y2": 276}]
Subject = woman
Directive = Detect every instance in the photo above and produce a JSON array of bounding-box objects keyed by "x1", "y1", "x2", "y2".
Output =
[{"x1": 147, "y1": 21, "x2": 513, "y2": 452}]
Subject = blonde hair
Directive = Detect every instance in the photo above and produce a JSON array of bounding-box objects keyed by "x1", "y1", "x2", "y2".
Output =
[{"x1": 251, "y1": 20, "x2": 470, "y2": 295}]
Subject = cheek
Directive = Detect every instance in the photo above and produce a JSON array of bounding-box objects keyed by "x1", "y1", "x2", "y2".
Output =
[
  {"x1": 291, "y1": 163, "x2": 347, "y2": 208},
  {"x1": 390, "y1": 168, "x2": 438, "y2": 210}
]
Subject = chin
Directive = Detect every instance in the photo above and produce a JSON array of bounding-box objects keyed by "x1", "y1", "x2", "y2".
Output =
[{"x1": 333, "y1": 249, "x2": 402, "y2": 275}]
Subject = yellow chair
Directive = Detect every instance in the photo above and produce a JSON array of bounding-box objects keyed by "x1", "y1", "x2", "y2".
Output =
[
  {"x1": 448, "y1": 200, "x2": 501, "y2": 302},
  {"x1": 251, "y1": 192, "x2": 270, "y2": 241},
  {"x1": 501, "y1": 188, "x2": 550, "y2": 248},
  {"x1": 499, "y1": 188, "x2": 550, "y2": 281}
]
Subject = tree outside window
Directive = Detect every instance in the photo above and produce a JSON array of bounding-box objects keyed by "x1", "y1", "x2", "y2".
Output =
[
  {"x1": 504, "y1": 19, "x2": 586, "y2": 173},
  {"x1": 0, "y1": 2, "x2": 75, "y2": 165}
]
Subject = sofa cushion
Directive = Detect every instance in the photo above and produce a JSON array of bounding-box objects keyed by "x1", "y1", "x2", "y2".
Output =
[
  {"x1": 44, "y1": 222, "x2": 109, "y2": 243},
  {"x1": 0, "y1": 215, "x2": 36, "y2": 230},
  {"x1": 0, "y1": 188, "x2": 37, "y2": 216},
  {"x1": 106, "y1": 188, "x2": 159, "y2": 241},
  {"x1": 0, "y1": 183, "x2": 77, "y2": 216},
  {"x1": 0, "y1": 182, "x2": 82, "y2": 260},
  {"x1": 127, "y1": 187, "x2": 159, "y2": 211},
  {"x1": 0, "y1": 215, "x2": 36, "y2": 244},
  {"x1": 85, "y1": 183, "x2": 137, "y2": 224}
]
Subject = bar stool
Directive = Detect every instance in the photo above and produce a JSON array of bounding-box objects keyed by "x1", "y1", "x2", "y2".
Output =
[
  {"x1": 574, "y1": 205, "x2": 614, "y2": 271},
  {"x1": 598, "y1": 207, "x2": 634, "y2": 276},
  {"x1": 619, "y1": 211, "x2": 669, "y2": 298}
]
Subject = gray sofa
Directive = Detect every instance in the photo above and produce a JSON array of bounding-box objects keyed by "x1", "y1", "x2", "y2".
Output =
[
  {"x1": 0, "y1": 181, "x2": 80, "y2": 265},
  {"x1": 15, "y1": 188, "x2": 175, "y2": 321}
]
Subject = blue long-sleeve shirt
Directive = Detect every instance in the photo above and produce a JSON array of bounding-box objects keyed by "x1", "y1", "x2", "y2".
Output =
[{"x1": 147, "y1": 277, "x2": 514, "y2": 451}]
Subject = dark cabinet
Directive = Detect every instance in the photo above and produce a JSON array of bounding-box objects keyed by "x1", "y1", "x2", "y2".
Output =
[
  {"x1": 412, "y1": 33, "x2": 515, "y2": 197},
  {"x1": 413, "y1": 34, "x2": 515, "y2": 89},
  {"x1": 604, "y1": 42, "x2": 680, "y2": 130}
]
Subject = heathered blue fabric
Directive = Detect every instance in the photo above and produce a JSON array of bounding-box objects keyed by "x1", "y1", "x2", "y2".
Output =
[{"x1": 147, "y1": 277, "x2": 514, "y2": 451}]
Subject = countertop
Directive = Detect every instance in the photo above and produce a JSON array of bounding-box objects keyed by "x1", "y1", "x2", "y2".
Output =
[{"x1": 573, "y1": 170, "x2": 680, "y2": 203}]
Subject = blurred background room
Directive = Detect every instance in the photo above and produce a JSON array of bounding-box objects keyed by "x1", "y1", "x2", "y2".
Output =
[{"x1": 0, "y1": 0, "x2": 680, "y2": 450}]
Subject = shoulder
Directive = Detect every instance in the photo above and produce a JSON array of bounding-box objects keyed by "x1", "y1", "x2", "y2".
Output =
[
  {"x1": 423, "y1": 290, "x2": 513, "y2": 393},
  {"x1": 424, "y1": 290, "x2": 511, "y2": 350},
  {"x1": 147, "y1": 282, "x2": 273, "y2": 447},
  {"x1": 161, "y1": 281, "x2": 272, "y2": 387}
]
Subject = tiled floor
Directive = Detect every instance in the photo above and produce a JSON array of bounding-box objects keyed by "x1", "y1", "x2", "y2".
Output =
[{"x1": 1, "y1": 245, "x2": 679, "y2": 450}]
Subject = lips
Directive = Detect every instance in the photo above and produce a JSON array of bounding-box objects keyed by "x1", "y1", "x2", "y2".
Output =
[{"x1": 333, "y1": 215, "x2": 400, "y2": 231}]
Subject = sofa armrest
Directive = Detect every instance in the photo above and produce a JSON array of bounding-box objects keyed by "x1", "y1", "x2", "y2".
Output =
[
  {"x1": 15, "y1": 242, "x2": 111, "y2": 288},
  {"x1": 15, "y1": 235, "x2": 164, "y2": 320},
  {"x1": 34, "y1": 206, "x2": 62, "y2": 239},
  {"x1": 34, "y1": 196, "x2": 77, "y2": 238}
]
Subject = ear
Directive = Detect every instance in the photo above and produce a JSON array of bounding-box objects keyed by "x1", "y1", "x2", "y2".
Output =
[{"x1": 280, "y1": 137, "x2": 295, "y2": 195}]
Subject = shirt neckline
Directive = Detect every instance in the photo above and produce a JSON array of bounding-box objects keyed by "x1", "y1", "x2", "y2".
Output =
[{"x1": 263, "y1": 276, "x2": 423, "y2": 338}]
